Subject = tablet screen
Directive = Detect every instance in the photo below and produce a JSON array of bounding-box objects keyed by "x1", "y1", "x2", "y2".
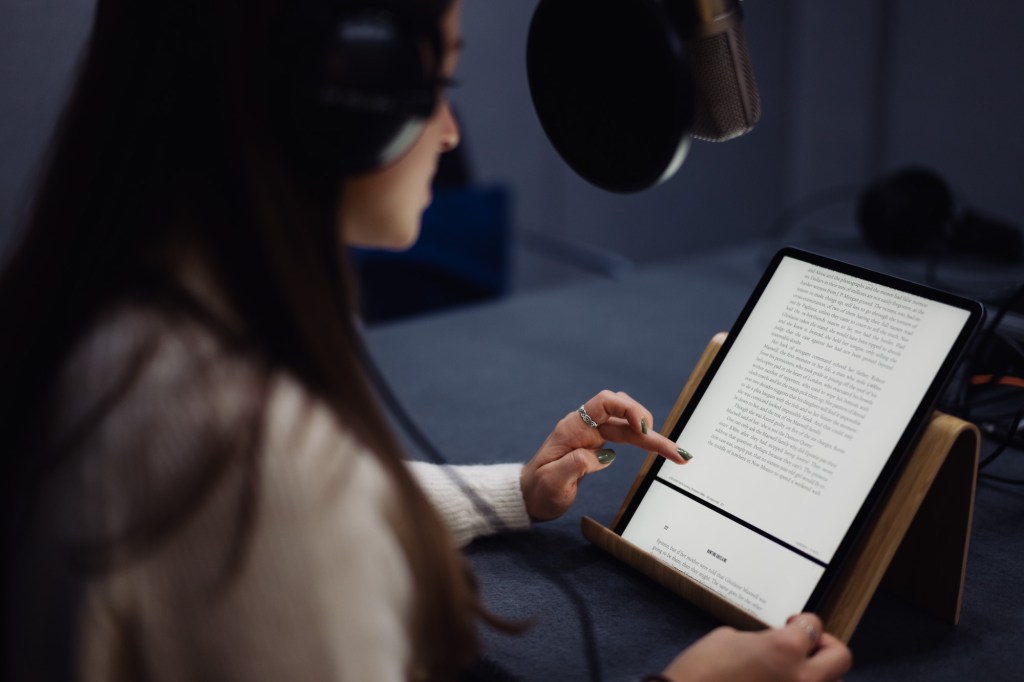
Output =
[{"x1": 615, "y1": 248, "x2": 983, "y2": 626}]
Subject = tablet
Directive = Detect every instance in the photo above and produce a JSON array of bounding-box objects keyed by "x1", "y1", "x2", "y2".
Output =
[{"x1": 614, "y1": 247, "x2": 983, "y2": 627}]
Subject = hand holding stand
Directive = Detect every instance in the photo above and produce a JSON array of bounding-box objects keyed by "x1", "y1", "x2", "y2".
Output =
[{"x1": 582, "y1": 333, "x2": 979, "y2": 642}]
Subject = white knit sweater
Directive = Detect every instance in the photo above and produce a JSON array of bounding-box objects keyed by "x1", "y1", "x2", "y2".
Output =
[{"x1": 6, "y1": 305, "x2": 531, "y2": 681}]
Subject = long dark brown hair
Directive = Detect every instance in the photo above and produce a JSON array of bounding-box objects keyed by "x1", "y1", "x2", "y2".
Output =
[{"x1": 0, "y1": 0, "x2": 484, "y2": 678}]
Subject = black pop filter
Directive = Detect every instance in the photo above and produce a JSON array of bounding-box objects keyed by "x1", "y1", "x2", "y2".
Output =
[{"x1": 527, "y1": 0, "x2": 695, "y2": 193}]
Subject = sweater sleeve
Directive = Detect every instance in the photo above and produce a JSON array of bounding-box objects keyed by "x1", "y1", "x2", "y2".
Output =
[{"x1": 407, "y1": 461, "x2": 531, "y2": 547}]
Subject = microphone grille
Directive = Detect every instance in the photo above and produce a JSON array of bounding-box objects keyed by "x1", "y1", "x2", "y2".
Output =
[{"x1": 688, "y1": 23, "x2": 761, "y2": 142}]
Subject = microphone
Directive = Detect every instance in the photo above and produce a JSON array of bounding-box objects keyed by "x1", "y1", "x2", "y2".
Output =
[
  {"x1": 670, "y1": 0, "x2": 761, "y2": 142},
  {"x1": 527, "y1": 0, "x2": 761, "y2": 193}
]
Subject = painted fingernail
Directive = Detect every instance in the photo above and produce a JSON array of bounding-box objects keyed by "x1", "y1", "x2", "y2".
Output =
[
  {"x1": 677, "y1": 448, "x2": 693, "y2": 461},
  {"x1": 596, "y1": 449, "x2": 617, "y2": 465},
  {"x1": 641, "y1": 418, "x2": 649, "y2": 435}
]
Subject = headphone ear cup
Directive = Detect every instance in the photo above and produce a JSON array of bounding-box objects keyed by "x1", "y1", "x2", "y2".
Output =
[
  {"x1": 856, "y1": 167, "x2": 954, "y2": 256},
  {"x1": 285, "y1": 8, "x2": 440, "y2": 177}
]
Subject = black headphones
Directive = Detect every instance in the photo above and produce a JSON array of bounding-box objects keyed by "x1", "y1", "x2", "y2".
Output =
[
  {"x1": 278, "y1": 2, "x2": 443, "y2": 177},
  {"x1": 857, "y1": 167, "x2": 1023, "y2": 264}
]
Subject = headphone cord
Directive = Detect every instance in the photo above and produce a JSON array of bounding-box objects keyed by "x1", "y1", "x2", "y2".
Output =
[
  {"x1": 355, "y1": 330, "x2": 605, "y2": 682},
  {"x1": 940, "y1": 282, "x2": 1024, "y2": 485}
]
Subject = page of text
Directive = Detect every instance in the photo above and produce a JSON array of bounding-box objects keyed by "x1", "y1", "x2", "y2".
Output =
[{"x1": 623, "y1": 256, "x2": 971, "y2": 624}]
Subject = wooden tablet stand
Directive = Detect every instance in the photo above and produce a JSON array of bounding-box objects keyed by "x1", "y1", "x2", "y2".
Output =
[{"x1": 582, "y1": 333, "x2": 980, "y2": 642}]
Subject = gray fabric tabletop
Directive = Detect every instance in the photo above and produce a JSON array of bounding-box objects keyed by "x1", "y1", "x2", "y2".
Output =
[{"x1": 365, "y1": 238, "x2": 1024, "y2": 682}]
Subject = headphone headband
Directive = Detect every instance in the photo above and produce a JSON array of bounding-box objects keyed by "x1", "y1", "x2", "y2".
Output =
[{"x1": 279, "y1": 2, "x2": 443, "y2": 177}]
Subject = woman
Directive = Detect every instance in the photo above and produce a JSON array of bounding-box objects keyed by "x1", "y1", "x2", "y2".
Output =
[{"x1": 0, "y1": 0, "x2": 851, "y2": 679}]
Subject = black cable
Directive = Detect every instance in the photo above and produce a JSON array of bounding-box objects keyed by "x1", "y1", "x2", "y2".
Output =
[
  {"x1": 978, "y1": 409, "x2": 1024, "y2": 470},
  {"x1": 976, "y1": 283, "x2": 1024, "y2": 364},
  {"x1": 945, "y1": 283, "x2": 1024, "y2": 424},
  {"x1": 975, "y1": 404, "x2": 1024, "y2": 421},
  {"x1": 356, "y1": 334, "x2": 511, "y2": 533},
  {"x1": 355, "y1": 331, "x2": 605, "y2": 682},
  {"x1": 757, "y1": 184, "x2": 863, "y2": 264},
  {"x1": 519, "y1": 225, "x2": 635, "y2": 279},
  {"x1": 765, "y1": 185, "x2": 862, "y2": 242}
]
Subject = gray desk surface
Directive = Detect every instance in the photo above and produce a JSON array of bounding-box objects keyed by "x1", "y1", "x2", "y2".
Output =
[{"x1": 366, "y1": 238, "x2": 1024, "y2": 681}]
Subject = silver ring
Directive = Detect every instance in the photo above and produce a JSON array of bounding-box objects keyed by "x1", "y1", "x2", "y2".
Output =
[
  {"x1": 797, "y1": 620, "x2": 819, "y2": 645},
  {"x1": 578, "y1": 405, "x2": 600, "y2": 429}
]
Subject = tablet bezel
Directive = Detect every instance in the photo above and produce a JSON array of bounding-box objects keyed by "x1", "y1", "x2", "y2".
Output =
[{"x1": 613, "y1": 246, "x2": 984, "y2": 617}]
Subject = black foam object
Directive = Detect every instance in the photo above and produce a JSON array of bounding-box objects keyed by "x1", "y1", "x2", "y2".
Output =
[
  {"x1": 857, "y1": 167, "x2": 1023, "y2": 263},
  {"x1": 857, "y1": 168, "x2": 955, "y2": 256},
  {"x1": 527, "y1": 0, "x2": 695, "y2": 193}
]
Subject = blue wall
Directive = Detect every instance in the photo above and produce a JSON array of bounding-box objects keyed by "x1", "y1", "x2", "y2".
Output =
[
  {"x1": 2, "y1": 1, "x2": 1022, "y2": 288},
  {"x1": 0, "y1": 0, "x2": 93, "y2": 261}
]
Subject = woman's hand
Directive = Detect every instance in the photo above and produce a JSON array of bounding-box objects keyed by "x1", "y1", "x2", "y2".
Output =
[
  {"x1": 520, "y1": 390, "x2": 686, "y2": 522},
  {"x1": 660, "y1": 614, "x2": 853, "y2": 682}
]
